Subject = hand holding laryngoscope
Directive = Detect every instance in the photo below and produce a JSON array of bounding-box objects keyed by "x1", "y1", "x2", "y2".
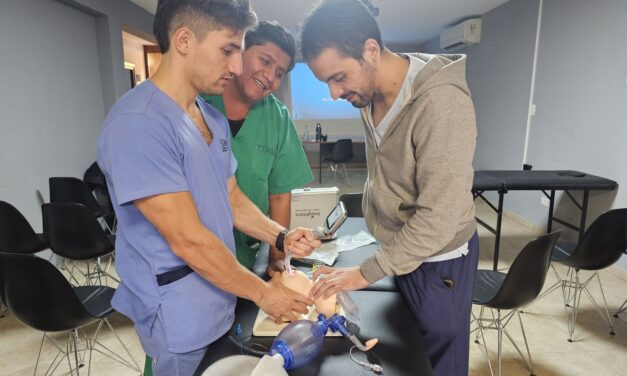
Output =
[{"x1": 285, "y1": 202, "x2": 348, "y2": 275}]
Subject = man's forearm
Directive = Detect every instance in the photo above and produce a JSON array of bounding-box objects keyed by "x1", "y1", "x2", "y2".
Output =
[
  {"x1": 134, "y1": 191, "x2": 271, "y2": 305},
  {"x1": 269, "y1": 192, "x2": 291, "y2": 260},
  {"x1": 230, "y1": 179, "x2": 284, "y2": 246},
  {"x1": 178, "y1": 226, "x2": 271, "y2": 303}
]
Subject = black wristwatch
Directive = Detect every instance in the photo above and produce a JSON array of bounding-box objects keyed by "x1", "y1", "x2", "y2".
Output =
[{"x1": 275, "y1": 229, "x2": 288, "y2": 253}]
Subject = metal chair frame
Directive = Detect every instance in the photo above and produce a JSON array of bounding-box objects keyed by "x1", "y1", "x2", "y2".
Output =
[
  {"x1": 471, "y1": 306, "x2": 535, "y2": 376},
  {"x1": 33, "y1": 318, "x2": 140, "y2": 376},
  {"x1": 534, "y1": 265, "x2": 615, "y2": 341}
]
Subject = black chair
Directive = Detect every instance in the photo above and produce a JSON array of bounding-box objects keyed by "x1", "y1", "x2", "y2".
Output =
[
  {"x1": 43, "y1": 203, "x2": 118, "y2": 286},
  {"x1": 83, "y1": 162, "x2": 117, "y2": 233},
  {"x1": 472, "y1": 231, "x2": 561, "y2": 376},
  {"x1": 0, "y1": 201, "x2": 47, "y2": 254},
  {"x1": 0, "y1": 201, "x2": 48, "y2": 316},
  {"x1": 614, "y1": 249, "x2": 627, "y2": 318},
  {"x1": 534, "y1": 208, "x2": 627, "y2": 342},
  {"x1": 0, "y1": 253, "x2": 139, "y2": 375},
  {"x1": 339, "y1": 192, "x2": 364, "y2": 217},
  {"x1": 49, "y1": 177, "x2": 114, "y2": 234},
  {"x1": 324, "y1": 139, "x2": 354, "y2": 186}
]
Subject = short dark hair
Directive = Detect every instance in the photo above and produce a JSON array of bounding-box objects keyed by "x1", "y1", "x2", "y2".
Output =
[
  {"x1": 301, "y1": 0, "x2": 383, "y2": 62},
  {"x1": 245, "y1": 21, "x2": 296, "y2": 72},
  {"x1": 154, "y1": 0, "x2": 257, "y2": 53}
]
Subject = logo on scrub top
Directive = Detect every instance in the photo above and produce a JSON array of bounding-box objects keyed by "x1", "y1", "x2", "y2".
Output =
[{"x1": 220, "y1": 138, "x2": 228, "y2": 152}]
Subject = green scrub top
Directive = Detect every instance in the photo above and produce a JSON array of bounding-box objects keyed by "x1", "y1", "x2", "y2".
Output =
[{"x1": 202, "y1": 94, "x2": 313, "y2": 268}]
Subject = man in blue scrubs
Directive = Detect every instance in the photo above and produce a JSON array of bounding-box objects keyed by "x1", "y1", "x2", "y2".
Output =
[{"x1": 97, "y1": 1, "x2": 320, "y2": 375}]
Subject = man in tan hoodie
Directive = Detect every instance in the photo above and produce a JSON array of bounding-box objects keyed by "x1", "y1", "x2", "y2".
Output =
[{"x1": 303, "y1": 1, "x2": 479, "y2": 374}]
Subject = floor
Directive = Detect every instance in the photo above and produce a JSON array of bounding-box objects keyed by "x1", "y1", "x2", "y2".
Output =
[{"x1": 1, "y1": 168, "x2": 626, "y2": 375}]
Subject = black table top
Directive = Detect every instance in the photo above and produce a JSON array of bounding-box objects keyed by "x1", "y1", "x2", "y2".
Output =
[
  {"x1": 252, "y1": 218, "x2": 398, "y2": 292},
  {"x1": 194, "y1": 291, "x2": 433, "y2": 376},
  {"x1": 473, "y1": 170, "x2": 618, "y2": 191}
]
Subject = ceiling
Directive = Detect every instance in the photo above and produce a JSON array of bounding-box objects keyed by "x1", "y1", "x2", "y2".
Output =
[{"x1": 129, "y1": 0, "x2": 511, "y2": 45}]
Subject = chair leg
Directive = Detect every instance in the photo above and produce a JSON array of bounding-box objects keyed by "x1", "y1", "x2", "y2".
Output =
[
  {"x1": 497, "y1": 310, "x2": 503, "y2": 376},
  {"x1": 471, "y1": 307, "x2": 495, "y2": 376},
  {"x1": 614, "y1": 297, "x2": 627, "y2": 318},
  {"x1": 474, "y1": 307, "x2": 539, "y2": 376},
  {"x1": 561, "y1": 270, "x2": 615, "y2": 342},
  {"x1": 30, "y1": 330, "x2": 91, "y2": 376},
  {"x1": 341, "y1": 163, "x2": 351, "y2": 187},
  {"x1": 33, "y1": 332, "x2": 46, "y2": 376},
  {"x1": 563, "y1": 267, "x2": 577, "y2": 308},
  {"x1": 582, "y1": 272, "x2": 615, "y2": 335},
  {"x1": 66, "y1": 337, "x2": 75, "y2": 375},
  {"x1": 328, "y1": 163, "x2": 338, "y2": 185},
  {"x1": 63, "y1": 259, "x2": 84, "y2": 286},
  {"x1": 564, "y1": 270, "x2": 583, "y2": 342},
  {"x1": 511, "y1": 310, "x2": 536, "y2": 375},
  {"x1": 72, "y1": 330, "x2": 82, "y2": 376},
  {"x1": 88, "y1": 329, "x2": 94, "y2": 376},
  {"x1": 90, "y1": 318, "x2": 141, "y2": 374}
]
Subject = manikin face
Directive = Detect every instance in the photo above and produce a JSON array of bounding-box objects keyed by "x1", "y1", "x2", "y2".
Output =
[
  {"x1": 307, "y1": 48, "x2": 376, "y2": 108},
  {"x1": 233, "y1": 42, "x2": 292, "y2": 105},
  {"x1": 188, "y1": 27, "x2": 245, "y2": 95},
  {"x1": 280, "y1": 270, "x2": 338, "y2": 318}
]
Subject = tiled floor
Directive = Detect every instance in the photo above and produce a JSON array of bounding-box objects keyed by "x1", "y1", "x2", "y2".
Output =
[{"x1": 1, "y1": 169, "x2": 626, "y2": 375}]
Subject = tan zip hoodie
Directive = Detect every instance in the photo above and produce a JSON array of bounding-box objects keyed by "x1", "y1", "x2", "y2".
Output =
[{"x1": 359, "y1": 53, "x2": 477, "y2": 283}]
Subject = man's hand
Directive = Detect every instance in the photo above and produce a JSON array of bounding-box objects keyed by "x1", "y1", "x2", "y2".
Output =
[
  {"x1": 258, "y1": 276, "x2": 314, "y2": 322},
  {"x1": 310, "y1": 266, "x2": 370, "y2": 300},
  {"x1": 283, "y1": 227, "x2": 320, "y2": 257}
]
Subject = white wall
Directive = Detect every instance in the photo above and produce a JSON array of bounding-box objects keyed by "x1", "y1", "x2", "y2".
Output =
[
  {"x1": 422, "y1": 0, "x2": 627, "y2": 270},
  {"x1": 0, "y1": 0, "x2": 153, "y2": 233},
  {"x1": 525, "y1": 0, "x2": 627, "y2": 269},
  {"x1": 422, "y1": 0, "x2": 539, "y2": 171},
  {"x1": 0, "y1": 0, "x2": 105, "y2": 230}
]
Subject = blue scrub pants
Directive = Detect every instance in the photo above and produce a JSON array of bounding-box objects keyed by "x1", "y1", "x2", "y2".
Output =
[
  {"x1": 137, "y1": 308, "x2": 206, "y2": 376},
  {"x1": 396, "y1": 232, "x2": 479, "y2": 376}
]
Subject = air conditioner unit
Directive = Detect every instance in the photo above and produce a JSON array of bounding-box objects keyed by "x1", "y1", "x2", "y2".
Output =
[{"x1": 439, "y1": 18, "x2": 482, "y2": 51}]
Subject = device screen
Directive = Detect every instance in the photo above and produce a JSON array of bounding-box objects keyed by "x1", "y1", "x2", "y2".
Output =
[{"x1": 325, "y1": 203, "x2": 344, "y2": 230}]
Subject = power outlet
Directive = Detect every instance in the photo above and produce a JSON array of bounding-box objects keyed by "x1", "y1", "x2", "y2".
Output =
[{"x1": 540, "y1": 196, "x2": 550, "y2": 207}]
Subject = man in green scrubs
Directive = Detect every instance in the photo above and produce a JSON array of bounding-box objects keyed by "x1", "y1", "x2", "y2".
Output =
[{"x1": 203, "y1": 21, "x2": 313, "y2": 273}]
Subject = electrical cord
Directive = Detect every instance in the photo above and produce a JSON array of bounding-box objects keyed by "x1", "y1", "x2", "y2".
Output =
[
  {"x1": 349, "y1": 345, "x2": 383, "y2": 373},
  {"x1": 228, "y1": 335, "x2": 268, "y2": 357}
]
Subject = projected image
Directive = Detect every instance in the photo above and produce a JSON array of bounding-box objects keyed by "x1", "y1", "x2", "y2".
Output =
[{"x1": 290, "y1": 63, "x2": 360, "y2": 120}]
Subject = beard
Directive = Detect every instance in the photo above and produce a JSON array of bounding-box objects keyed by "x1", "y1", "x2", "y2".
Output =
[
  {"x1": 341, "y1": 61, "x2": 376, "y2": 108},
  {"x1": 342, "y1": 92, "x2": 370, "y2": 108}
]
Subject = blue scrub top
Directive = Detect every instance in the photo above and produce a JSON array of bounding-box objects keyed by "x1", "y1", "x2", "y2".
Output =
[{"x1": 97, "y1": 80, "x2": 237, "y2": 353}]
